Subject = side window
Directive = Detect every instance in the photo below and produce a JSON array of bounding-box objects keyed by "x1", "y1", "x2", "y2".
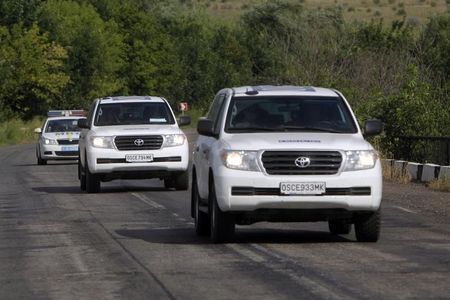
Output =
[
  {"x1": 207, "y1": 93, "x2": 226, "y2": 134},
  {"x1": 87, "y1": 101, "x2": 97, "y2": 126}
]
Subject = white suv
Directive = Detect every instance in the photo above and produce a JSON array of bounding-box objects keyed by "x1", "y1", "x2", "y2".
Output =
[
  {"x1": 78, "y1": 96, "x2": 190, "y2": 193},
  {"x1": 191, "y1": 86, "x2": 383, "y2": 243}
]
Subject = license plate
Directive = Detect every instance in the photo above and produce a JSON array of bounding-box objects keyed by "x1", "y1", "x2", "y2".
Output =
[
  {"x1": 125, "y1": 154, "x2": 154, "y2": 163},
  {"x1": 280, "y1": 182, "x2": 326, "y2": 195},
  {"x1": 61, "y1": 146, "x2": 78, "y2": 151}
]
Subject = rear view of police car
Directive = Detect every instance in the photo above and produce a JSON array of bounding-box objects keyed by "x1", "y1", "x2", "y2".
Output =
[
  {"x1": 35, "y1": 110, "x2": 85, "y2": 165},
  {"x1": 77, "y1": 96, "x2": 190, "y2": 193}
]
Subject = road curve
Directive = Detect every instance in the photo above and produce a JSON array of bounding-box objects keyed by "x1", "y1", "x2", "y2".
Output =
[{"x1": 0, "y1": 140, "x2": 449, "y2": 299}]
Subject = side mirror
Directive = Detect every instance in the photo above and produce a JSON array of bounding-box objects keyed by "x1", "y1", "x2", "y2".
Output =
[
  {"x1": 178, "y1": 115, "x2": 191, "y2": 126},
  {"x1": 77, "y1": 118, "x2": 89, "y2": 129},
  {"x1": 197, "y1": 119, "x2": 216, "y2": 137},
  {"x1": 34, "y1": 128, "x2": 42, "y2": 134},
  {"x1": 364, "y1": 119, "x2": 383, "y2": 137}
]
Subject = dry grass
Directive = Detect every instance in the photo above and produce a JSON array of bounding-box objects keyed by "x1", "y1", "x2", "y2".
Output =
[
  {"x1": 382, "y1": 162, "x2": 412, "y2": 184},
  {"x1": 428, "y1": 177, "x2": 450, "y2": 192},
  {"x1": 197, "y1": 0, "x2": 449, "y2": 25}
]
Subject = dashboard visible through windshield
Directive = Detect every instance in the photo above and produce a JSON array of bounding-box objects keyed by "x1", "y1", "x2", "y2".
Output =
[
  {"x1": 225, "y1": 96, "x2": 357, "y2": 134},
  {"x1": 94, "y1": 102, "x2": 175, "y2": 126}
]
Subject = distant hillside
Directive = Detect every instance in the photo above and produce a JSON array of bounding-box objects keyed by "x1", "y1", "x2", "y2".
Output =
[{"x1": 192, "y1": 0, "x2": 449, "y2": 25}]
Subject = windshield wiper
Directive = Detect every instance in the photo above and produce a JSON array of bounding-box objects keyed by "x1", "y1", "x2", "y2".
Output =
[{"x1": 278, "y1": 126, "x2": 345, "y2": 133}]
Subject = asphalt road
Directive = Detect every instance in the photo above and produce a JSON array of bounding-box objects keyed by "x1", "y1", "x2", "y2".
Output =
[{"x1": 1, "y1": 137, "x2": 450, "y2": 299}]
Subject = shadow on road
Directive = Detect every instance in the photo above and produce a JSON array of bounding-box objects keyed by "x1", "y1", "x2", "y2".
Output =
[
  {"x1": 115, "y1": 227, "x2": 353, "y2": 245},
  {"x1": 32, "y1": 185, "x2": 169, "y2": 194},
  {"x1": 32, "y1": 186, "x2": 84, "y2": 194},
  {"x1": 14, "y1": 161, "x2": 77, "y2": 167}
]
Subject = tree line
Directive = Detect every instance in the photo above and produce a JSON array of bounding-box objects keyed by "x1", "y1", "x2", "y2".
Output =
[{"x1": 0, "y1": 0, "x2": 448, "y2": 157}]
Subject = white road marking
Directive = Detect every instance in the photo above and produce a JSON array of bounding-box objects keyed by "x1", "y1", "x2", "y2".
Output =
[
  {"x1": 393, "y1": 206, "x2": 417, "y2": 214},
  {"x1": 226, "y1": 244, "x2": 266, "y2": 263},
  {"x1": 246, "y1": 244, "x2": 346, "y2": 299},
  {"x1": 132, "y1": 192, "x2": 189, "y2": 222},
  {"x1": 131, "y1": 192, "x2": 165, "y2": 209}
]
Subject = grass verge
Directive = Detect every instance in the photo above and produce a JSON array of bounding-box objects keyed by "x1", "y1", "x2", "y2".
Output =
[
  {"x1": 428, "y1": 177, "x2": 450, "y2": 192},
  {"x1": 0, "y1": 118, "x2": 43, "y2": 146},
  {"x1": 382, "y1": 162, "x2": 412, "y2": 184}
]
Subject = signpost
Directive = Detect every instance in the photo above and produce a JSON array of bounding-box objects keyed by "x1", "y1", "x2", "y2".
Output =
[{"x1": 179, "y1": 102, "x2": 189, "y2": 115}]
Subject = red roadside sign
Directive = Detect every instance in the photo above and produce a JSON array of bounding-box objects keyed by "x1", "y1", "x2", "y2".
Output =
[{"x1": 179, "y1": 102, "x2": 189, "y2": 112}]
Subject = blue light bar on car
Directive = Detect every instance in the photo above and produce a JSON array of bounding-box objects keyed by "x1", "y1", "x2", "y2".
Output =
[{"x1": 47, "y1": 110, "x2": 86, "y2": 117}]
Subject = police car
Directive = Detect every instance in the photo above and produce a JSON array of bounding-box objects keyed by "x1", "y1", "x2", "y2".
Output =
[{"x1": 34, "y1": 110, "x2": 85, "y2": 165}]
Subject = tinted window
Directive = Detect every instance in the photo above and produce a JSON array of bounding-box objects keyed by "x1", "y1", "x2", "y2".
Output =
[
  {"x1": 207, "y1": 94, "x2": 227, "y2": 134},
  {"x1": 45, "y1": 119, "x2": 81, "y2": 133},
  {"x1": 225, "y1": 96, "x2": 357, "y2": 133},
  {"x1": 87, "y1": 100, "x2": 97, "y2": 126},
  {"x1": 94, "y1": 102, "x2": 175, "y2": 126}
]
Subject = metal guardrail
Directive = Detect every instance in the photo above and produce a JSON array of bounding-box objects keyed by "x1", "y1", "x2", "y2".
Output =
[{"x1": 394, "y1": 136, "x2": 450, "y2": 166}]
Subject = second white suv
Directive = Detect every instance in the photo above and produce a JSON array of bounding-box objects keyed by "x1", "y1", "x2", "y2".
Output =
[
  {"x1": 192, "y1": 86, "x2": 383, "y2": 243},
  {"x1": 78, "y1": 96, "x2": 190, "y2": 193}
]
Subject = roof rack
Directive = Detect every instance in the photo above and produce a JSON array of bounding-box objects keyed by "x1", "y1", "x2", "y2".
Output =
[
  {"x1": 47, "y1": 110, "x2": 86, "y2": 117},
  {"x1": 245, "y1": 87, "x2": 259, "y2": 95},
  {"x1": 110, "y1": 96, "x2": 152, "y2": 101}
]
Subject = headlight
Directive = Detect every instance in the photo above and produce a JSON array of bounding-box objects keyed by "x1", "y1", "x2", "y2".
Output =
[
  {"x1": 221, "y1": 150, "x2": 261, "y2": 172},
  {"x1": 90, "y1": 136, "x2": 114, "y2": 148},
  {"x1": 43, "y1": 138, "x2": 57, "y2": 145},
  {"x1": 343, "y1": 150, "x2": 378, "y2": 171},
  {"x1": 163, "y1": 134, "x2": 185, "y2": 147}
]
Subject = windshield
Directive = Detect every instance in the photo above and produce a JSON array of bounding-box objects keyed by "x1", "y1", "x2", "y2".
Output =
[
  {"x1": 45, "y1": 119, "x2": 81, "y2": 133},
  {"x1": 225, "y1": 96, "x2": 357, "y2": 134},
  {"x1": 94, "y1": 102, "x2": 175, "y2": 126}
]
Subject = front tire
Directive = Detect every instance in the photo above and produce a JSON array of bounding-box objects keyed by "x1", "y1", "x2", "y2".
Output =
[
  {"x1": 85, "y1": 158, "x2": 100, "y2": 193},
  {"x1": 209, "y1": 180, "x2": 234, "y2": 243},
  {"x1": 328, "y1": 220, "x2": 351, "y2": 235},
  {"x1": 192, "y1": 176, "x2": 209, "y2": 236},
  {"x1": 79, "y1": 159, "x2": 86, "y2": 191},
  {"x1": 37, "y1": 157, "x2": 47, "y2": 165},
  {"x1": 37, "y1": 148, "x2": 47, "y2": 165},
  {"x1": 355, "y1": 210, "x2": 380, "y2": 242},
  {"x1": 174, "y1": 171, "x2": 189, "y2": 191},
  {"x1": 164, "y1": 178, "x2": 174, "y2": 189}
]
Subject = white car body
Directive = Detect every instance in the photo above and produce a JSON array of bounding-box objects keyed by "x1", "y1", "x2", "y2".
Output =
[
  {"x1": 197, "y1": 132, "x2": 381, "y2": 212},
  {"x1": 78, "y1": 96, "x2": 189, "y2": 193},
  {"x1": 36, "y1": 116, "x2": 83, "y2": 162},
  {"x1": 192, "y1": 85, "x2": 383, "y2": 242}
]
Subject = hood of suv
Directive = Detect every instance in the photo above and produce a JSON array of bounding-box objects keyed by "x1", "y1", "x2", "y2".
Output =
[
  {"x1": 91, "y1": 125, "x2": 183, "y2": 136},
  {"x1": 222, "y1": 132, "x2": 372, "y2": 151}
]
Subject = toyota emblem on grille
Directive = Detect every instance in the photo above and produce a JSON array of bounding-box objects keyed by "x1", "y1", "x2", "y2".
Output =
[
  {"x1": 134, "y1": 139, "x2": 145, "y2": 146},
  {"x1": 295, "y1": 157, "x2": 311, "y2": 168}
]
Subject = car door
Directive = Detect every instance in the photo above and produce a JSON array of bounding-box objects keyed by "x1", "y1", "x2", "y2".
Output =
[{"x1": 195, "y1": 93, "x2": 227, "y2": 199}]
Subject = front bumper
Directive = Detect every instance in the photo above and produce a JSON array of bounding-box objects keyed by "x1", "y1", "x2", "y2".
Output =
[
  {"x1": 39, "y1": 144, "x2": 79, "y2": 160},
  {"x1": 214, "y1": 160, "x2": 382, "y2": 212},
  {"x1": 87, "y1": 144, "x2": 189, "y2": 174}
]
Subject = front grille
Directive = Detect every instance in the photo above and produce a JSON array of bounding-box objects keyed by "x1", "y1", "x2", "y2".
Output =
[
  {"x1": 261, "y1": 151, "x2": 342, "y2": 175},
  {"x1": 57, "y1": 139, "x2": 78, "y2": 145},
  {"x1": 55, "y1": 151, "x2": 78, "y2": 156},
  {"x1": 231, "y1": 187, "x2": 371, "y2": 196},
  {"x1": 114, "y1": 135, "x2": 163, "y2": 151}
]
